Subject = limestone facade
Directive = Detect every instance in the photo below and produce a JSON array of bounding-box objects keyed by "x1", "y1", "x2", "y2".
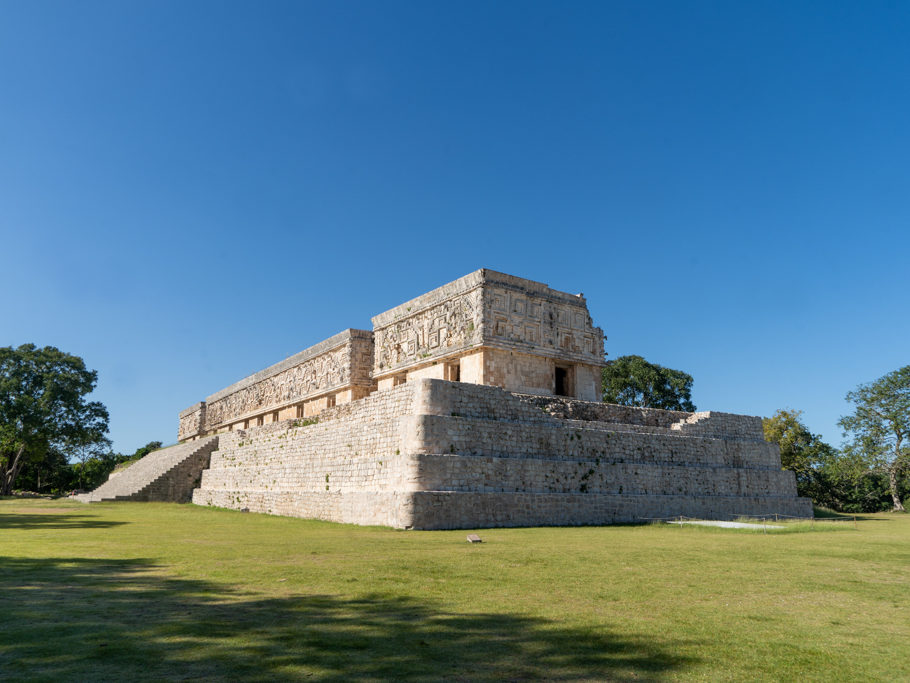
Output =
[
  {"x1": 179, "y1": 329, "x2": 374, "y2": 440},
  {"x1": 165, "y1": 268, "x2": 813, "y2": 528},
  {"x1": 179, "y1": 270, "x2": 606, "y2": 440},
  {"x1": 371, "y1": 270, "x2": 605, "y2": 400}
]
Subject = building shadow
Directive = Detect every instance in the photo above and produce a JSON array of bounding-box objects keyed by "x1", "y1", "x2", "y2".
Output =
[
  {"x1": 0, "y1": 555, "x2": 698, "y2": 680},
  {"x1": 0, "y1": 513, "x2": 127, "y2": 530}
]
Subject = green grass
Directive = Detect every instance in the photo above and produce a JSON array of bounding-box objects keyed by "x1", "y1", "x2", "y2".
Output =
[{"x1": 1, "y1": 500, "x2": 908, "y2": 681}]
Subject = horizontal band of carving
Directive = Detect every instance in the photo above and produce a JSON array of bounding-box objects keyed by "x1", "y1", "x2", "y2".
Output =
[
  {"x1": 206, "y1": 328, "x2": 373, "y2": 403},
  {"x1": 371, "y1": 269, "x2": 588, "y2": 328}
]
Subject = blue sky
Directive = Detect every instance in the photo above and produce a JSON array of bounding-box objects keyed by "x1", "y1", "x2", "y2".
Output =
[{"x1": 2, "y1": 1, "x2": 908, "y2": 453}]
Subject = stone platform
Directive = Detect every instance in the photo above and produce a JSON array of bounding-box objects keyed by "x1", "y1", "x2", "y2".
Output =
[{"x1": 189, "y1": 379, "x2": 811, "y2": 529}]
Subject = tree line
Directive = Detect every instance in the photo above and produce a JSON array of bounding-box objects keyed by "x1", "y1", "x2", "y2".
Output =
[
  {"x1": 761, "y1": 365, "x2": 909, "y2": 513},
  {"x1": 0, "y1": 344, "x2": 162, "y2": 495},
  {"x1": 2, "y1": 344, "x2": 908, "y2": 511}
]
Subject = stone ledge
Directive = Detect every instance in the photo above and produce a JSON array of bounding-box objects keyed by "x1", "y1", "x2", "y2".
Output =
[
  {"x1": 371, "y1": 269, "x2": 589, "y2": 328},
  {"x1": 205, "y1": 328, "x2": 372, "y2": 404},
  {"x1": 179, "y1": 402, "x2": 205, "y2": 419}
]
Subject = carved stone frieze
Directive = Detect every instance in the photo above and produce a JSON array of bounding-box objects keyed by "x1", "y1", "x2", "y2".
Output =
[
  {"x1": 483, "y1": 285, "x2": 604, "y2": 364},
  {"x1": 205, "y1": 344, "x2": 349, "y2": 428},
  {"x1": 179, "y1": 270, "x2": 606, "y2": 440},
  {"x1": 373, "y1": 288, "x2": 483, "y2": 375},
  {"x1": 178, "y1": 403, "x2": 205, "y2": 441}
]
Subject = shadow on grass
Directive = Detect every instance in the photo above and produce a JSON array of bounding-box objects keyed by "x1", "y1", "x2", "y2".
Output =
[
  {"x1": 0, "y1": 513, "x2": 127, "y2": 530},
  {"x1": 0, "y1": 556, "x2": 697, "y2": 681},
  {"x1": 813, "y1": 506, "x2": 898, "y2": 522}
]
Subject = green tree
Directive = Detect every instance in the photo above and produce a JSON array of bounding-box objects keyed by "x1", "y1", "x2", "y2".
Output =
[
  {"x1": 814, "y1": 448, "x2": 899, "y2": 513},
  {"x1": 71, "y1": 450, "x2": 122, "y2": 491},
  {"x1": 130, "y1": 440, "x2": 163, "y2": 461},
  {"x1": 16, "y1": 446, "x2": 75, "y2": 494},
  {"x1": 602, "y1": 355, "x2": 695, "y2": 411},
  {"x1": 0, "y1": 344, "x2": 110, "y2": 495},
  {"x1": 762, "y1": 408, "x2": 838, "y2": 502},
  {"x1": 71, "y1": 436, "x2": 113, "y2": 490},
  {"x1": 838, "y1": 366, "x2": 910, "y2": 512}
]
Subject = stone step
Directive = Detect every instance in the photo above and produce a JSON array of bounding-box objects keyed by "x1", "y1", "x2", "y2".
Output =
[{"x1": 79, "y1": 436, "x2": 219, "y2": 503}]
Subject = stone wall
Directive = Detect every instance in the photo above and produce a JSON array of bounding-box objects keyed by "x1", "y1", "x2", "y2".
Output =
[
  {"x1": 482, "y1": 348, "x2": 555, "y2": 396},
  {"x1": 180, "y1": 269, "x2": 610, "y2": 439},
  {"x1": 178, "y1": 402, "x2": 207, "y2": 441},
  {"x1": 372, "y1": 272, "x2": 485, "y2": 380},
  {"x1": 179, "y1": 329, "x2": 374, "y2": 438},
  {"x1": 480, "y1": 271, "x2": 605, "y2": 368},
  {"x1": 370, "y1": 269, "x2": 606, "y2": 399},
  {"x1": 479, "y1": 348, "x2": 602, "y2": 400},
  {"x1": 192, "y1": 382, "x2": 422, "y2": 527},
  {"x1": 514, "y1": 394, "x2": 766, "y2": 441},
  {"x1": 406, "y1": 492, "x2": 811, "y2": 530},
  {"x1": 517, "y1": 394, "x2": 693, "y2": 427},
  {"x1": 172, "y1": 269, "x2": 812, "y2": 529},
  {"x1": 192, "y1": 378, "x2": 812, "y2": 529}
]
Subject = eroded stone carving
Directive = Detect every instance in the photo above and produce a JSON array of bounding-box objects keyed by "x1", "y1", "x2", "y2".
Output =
[
  {"x1": 180, "y1": 270, "x2": 606, "y2": 437},
  {"x1": 374, "y1": 288, "x2": 483, "y2": 374},
  {"x1": 178, "y1": 403, "x2": 205, "y2": 441},
  {"x1": 206, "y1": 345, "x2": 349, "y2": 427},
  {"x1": 483, "y1": 284, "x2": 604, "y2": 363}
]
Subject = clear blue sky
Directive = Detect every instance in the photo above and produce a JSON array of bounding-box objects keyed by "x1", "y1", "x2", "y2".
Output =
[{"x1": 2, "y1": 1, "x2": 908, "y2": 453}]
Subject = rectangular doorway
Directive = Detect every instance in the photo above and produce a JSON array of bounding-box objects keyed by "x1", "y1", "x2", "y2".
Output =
[
  {"x1": 445, "y1": 360, "x2": 461, "y2": 382},
  {"x1": 555, "y1": 366, "x2": 570, "y2": 396}
]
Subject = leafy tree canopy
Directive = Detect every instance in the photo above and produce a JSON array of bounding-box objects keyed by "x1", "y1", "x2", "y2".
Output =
[
  {"x1": 132, "y1": 441, "x2": 163, "y2": 461},
  {"x1": 763, "y1": 409, "x2": 835, "y2": 475},
  {"x1": 601, "y1": 355, "x2": 695, "y2": 412},
  {"x1": 0, "y1": 344, "x2": 110, "y2": 495},
  {"x1": 838, "y1": 365, "x2": 910, "y2": 512},
  {"x1": 763, "y1": 408, "x2": 838, "y2": 501}
]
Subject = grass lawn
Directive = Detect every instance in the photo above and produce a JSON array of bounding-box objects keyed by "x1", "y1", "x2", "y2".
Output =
[{"x1": 1, "y1": 499, "x2": 908, "y2": 681}]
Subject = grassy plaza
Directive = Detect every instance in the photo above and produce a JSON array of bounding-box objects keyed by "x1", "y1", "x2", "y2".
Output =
[{"x1": 1, "y1": 499, "x2": 908, "y2": 681}]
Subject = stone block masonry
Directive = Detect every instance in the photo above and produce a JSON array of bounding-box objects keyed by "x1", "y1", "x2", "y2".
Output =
[
  {"x1": 190, "y1": 379, "x2": 812, "y2": 528},
  {"x1": 179, "y1": 270, "x2": 609, "y2": 441},
  {"x1": 179, "y1": 329, "x2": 374, "y2": 440},
  {"x1": 192, "y1": 382, "x2": 421, "y2": 526},
  {"x1": 77, "y1": 437, "x2": 219, "y2": 503},
  {"x1": 371, "y1": 270, "x2": 605, "y2": 400}
]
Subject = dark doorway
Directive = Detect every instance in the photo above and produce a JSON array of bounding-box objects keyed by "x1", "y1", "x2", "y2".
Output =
[
  {"x1": 555, "y1": 366, "x2": 568, "y2": 396},
  {"x1": 446, "y1": 361, "x2": 461, "y2": 382}
]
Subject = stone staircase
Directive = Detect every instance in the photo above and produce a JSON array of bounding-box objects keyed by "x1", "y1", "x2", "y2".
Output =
[{"x1": 77, "y1": 436, "x2": 219, "y2": 503}]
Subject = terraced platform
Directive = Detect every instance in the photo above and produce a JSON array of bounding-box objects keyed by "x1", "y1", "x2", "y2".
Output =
[{"x1": 190, "y1": 379, "x2": 812, "y2": 528}]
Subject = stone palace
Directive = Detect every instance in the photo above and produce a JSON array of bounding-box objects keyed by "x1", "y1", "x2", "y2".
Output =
[{"x1": 80, "y1": 269, "x2": 812, "y2": 528}]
